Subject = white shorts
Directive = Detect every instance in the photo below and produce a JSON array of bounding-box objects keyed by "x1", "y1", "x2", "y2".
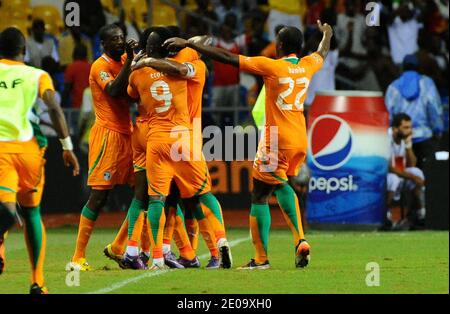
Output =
[{"x1": 387, "y1": 167, "x2": 424, "y2": 201}]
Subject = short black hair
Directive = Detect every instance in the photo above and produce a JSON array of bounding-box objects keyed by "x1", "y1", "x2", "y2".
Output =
[
  {"x1": 166, "y1": 26, "x2": 181, "y2": 38},
  {"x1": 73, "y1": 43, "x2": 88, "y2": 60},
  {"x1": 278, "y1": 26, "x2": 303, "y2": 55},
  {"x1": 392, "y1": 113, "x2": 412, "y2": 128},
  {"x1": 0, "y1": 27, "x2": 26, "y2": 58},
  {"x1": 274, "y1": 24, "x2": 285, "y2": 36},
  {"x1": 146, "y1": 27, "x2": 172, "y2": 57},
  {"x1": 139, "y1": 27, "x2": 158, "y2": 50},
  {"x1": 99, "y1": 23, "x2": 122, "y2": 42}
]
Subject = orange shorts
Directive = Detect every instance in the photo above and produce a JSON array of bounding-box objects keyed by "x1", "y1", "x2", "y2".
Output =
[
  {"x1": 132, "y1": 120, "x2": 148, "y2": 173},
  {"x1": 88, "y1": 124, "x2": 134, "y2": 189},
  {"x1": 0, "y1": 139, "x2": 45, "y2": 207},
  {"x1": 252, "y1": 142, "x2": 306, "y2": 185},
  {"x1": 146, "y1": 140, "x2": 211, "y2": 198}
]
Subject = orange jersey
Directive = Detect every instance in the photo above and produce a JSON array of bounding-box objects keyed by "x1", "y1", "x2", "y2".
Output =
[
  {"x1": 239, "y1": 53, "x2": 323, "y2": 149},
  {"x1": 89, "y1": 54, "x2": 132, "y2": 135},
  {"x1": 127, "y1": 63, "x2": 191, "y2": 142},
  {"x1": 173, "y1": 48, "x2": 206, "y2": 123}
]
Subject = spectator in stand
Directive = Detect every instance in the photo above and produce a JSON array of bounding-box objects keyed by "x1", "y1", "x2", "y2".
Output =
[
  {"x1": 363, "y1": 27, "x2": 400, "y2": 92},
  {"x1": 384, "y1": 113, "x2": 426, "y2": 231},
  {"x1": 211, "y1": 13, "x2": 249, "y2": 125},
  {"x1": 185, "y1": 0, "x2": 218, "y2": 36},
  {"x1": 385, "y1": 54, "x2": 444, "y2": 169},
  {"x1": 335, "y1": 0, "x2": 367, "y2": 57},
  {"x1": 63, "y1": 44, "x2": 92, "y2": 109},
  {"x1": 215, "y1": 0, "x2": 243, "y2": 31},
  {"x1": 247, "y1": 13, "x2": 269, "y2": 57},
  {"x1": 266, "y1": 0, "x2": 306, "y2": 41},
  {"x1": 59, "y1": 26, "x2": 93, "y2": 70},
  {"x1": 25, "y1": 19, "x2": 59, "y2": 68},
  {"x1": 416, "y1": 30, "x2": 447, "y2": 95},
  {"x1": 303, "y1": 32, "x2": 338, "y2": 110},
  {"x1": 35, "y1": 56, "x2": 64, "y2": 136},
  {"x1": 304, "y1": 8, "x2": 339, "y2": 109},
  {"x1": 304, "y1": 0, "x2": 326, "y2": 36},
  {"x1": 78, "y1": 88, "x2": 95, "y2": 155},
  {"x1": 64, "y1": 0, "x2": 107, "y2": 60},
  {"x1": 335, "y1": 0, "x2": 374, "y2": 90},
  {"x1": 387, "y1": 1, "x2": 423, "y2": 65}
]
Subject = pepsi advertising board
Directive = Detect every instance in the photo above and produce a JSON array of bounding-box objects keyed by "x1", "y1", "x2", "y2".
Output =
[{"x1": 307, "y1": 91, "x2": 390, "y2": 225}]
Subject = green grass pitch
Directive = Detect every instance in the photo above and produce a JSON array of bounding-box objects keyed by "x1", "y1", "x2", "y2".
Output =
[{"x1": 0, "y1": 228, "x2": 448, "y2": 294}]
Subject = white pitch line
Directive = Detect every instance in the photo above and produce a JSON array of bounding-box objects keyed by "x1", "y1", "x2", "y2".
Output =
[{"x1": 86, "y1": 236, "x2": 250, "y2": 294}]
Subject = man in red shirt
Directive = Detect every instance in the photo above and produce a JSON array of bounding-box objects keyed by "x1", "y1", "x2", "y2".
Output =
[{"x1": 63, "y1": 44, "x2": 92, "y2": 108}]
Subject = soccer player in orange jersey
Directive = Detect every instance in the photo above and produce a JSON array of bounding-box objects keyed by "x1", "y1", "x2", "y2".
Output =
[
  {"x1": 128, "y1": 27, "x2": 226, "y2": 270},
  {"x1": 69, "y1": 24, "x2": 138, "y2": 271},
  {"x1": 165, "y1": 20, "x2": 333, "y2": 269},
  {"x1": 166, "y1": 43, "x2": 231, "y2": 269},
  {"x1": 102, "y1": 28, "x2": 159, "y2": 270}
]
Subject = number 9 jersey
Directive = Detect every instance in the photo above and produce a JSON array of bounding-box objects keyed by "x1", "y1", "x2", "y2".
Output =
[{"x1": 128, "y1": 63, "x2": 192, "y2": 143}]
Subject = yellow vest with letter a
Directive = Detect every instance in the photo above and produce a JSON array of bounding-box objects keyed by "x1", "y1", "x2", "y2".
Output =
[{"x1": 0, "y1": 62, "x2": 45, "y2": 142}]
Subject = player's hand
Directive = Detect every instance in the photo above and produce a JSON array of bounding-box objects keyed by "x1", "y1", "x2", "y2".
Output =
[
  {"x1": 163, "y1": 37, "x2": 188, "y2": 51},
  {"x1": 411, "y1": 175, "x2": 425, "y2": 187},
  {"x1": 131, "y1": 57, "x2": 153, "y2": 71},
  {"x1": 188, "y1": 35, "x2": 213, "y2": 46},
  {"x1": 131, "y1": 50, "x2": 147, "y2": 70},
  {"x1": 405, "y1": 134, "x2": 413, "y2": 148},
  {"x1": 63, "y1": 150, "x2": 80, "y2": 176},
  {"x1": 126, "y1": 39, "x2": 139, "y2": 60},
  {"x1": 317, "y1": 20, "x2": 333, "y2": 37}
]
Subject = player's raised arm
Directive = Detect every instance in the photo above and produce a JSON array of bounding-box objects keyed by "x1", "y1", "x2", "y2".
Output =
[
  {"x1": 41, "y1": 88, "x2": 80, "y2": 176},
  {"x1": 164, "y1": 37, "x2": 239, "y2": 67},
  {"x1": 105, "y1": 39, "x2": 138, "y2": 98},
  {"x1": 316, "y1": 20, "x2": 333, "y2": 59}
]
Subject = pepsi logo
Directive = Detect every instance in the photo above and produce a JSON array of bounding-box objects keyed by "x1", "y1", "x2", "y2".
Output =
[{"x1": 309, "y1": 115, "x2": 353, "y2": 170}]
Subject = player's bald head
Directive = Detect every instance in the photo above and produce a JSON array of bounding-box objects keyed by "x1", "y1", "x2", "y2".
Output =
[
  {"x1": 276, "y1": 26, "x2": 303, "y2": 58},
  {"x1": 0, "y1": 27, "x2": 26, "y2": 59},
  {"x1": 146, "y1": 27, "x2": 171, "y2": 58}
]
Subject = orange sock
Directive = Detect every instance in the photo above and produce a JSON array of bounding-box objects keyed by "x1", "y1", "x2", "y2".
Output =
[
  {"x1": 111, "y1": 216, "x2": 128, "y2": 256},
  {"x1": 185, "y1": 219, "x2": 199, "y2": 252},
  {"x1": 201, "y1": 203, "x2": 226, "y2": 241},
  {"x1": 163, "y1": 206, "x2": 176, "y2": 247},
  {"x1": 140, "y1": 217, "x2": 151, "y2": 253},
  {"x1": 128, "y1": 212, "x2": 145, "y2": 247},
  {"x1": 199, "y1": 193, "x2": 227, "y2": 241},
  {"x1": 197, "y1": 218, "x2": 218, "y2": 257},
  {"x1": 72, "y1": 206, "x2": 98, "y2": 261},
  {"x1": 173, "y1": 213, "x2": 196, "y2": 260}
]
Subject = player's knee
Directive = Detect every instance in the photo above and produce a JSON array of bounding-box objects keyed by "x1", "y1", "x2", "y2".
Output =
[
  {"x1": 182, "y1": 196, "x2": 200, "y2": 211},
  {"x1": 251, "y1": 191, "x2": 270, "y2": 204},
  {"x1": 149, "y1": 195, "x2": 166, "y2": 204},
  {"x1": 0, "y1": 202, "x2": 16, "y2": 233},
  {"x1": 134, "y1": 187, "x2": 148, "y2": 203},
  {"x1": 408, "y1": 167, "x2": 425, "y2": 181},
  {"x1": 88, "y1": 190, "x2": 109, "y2": 211}
]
